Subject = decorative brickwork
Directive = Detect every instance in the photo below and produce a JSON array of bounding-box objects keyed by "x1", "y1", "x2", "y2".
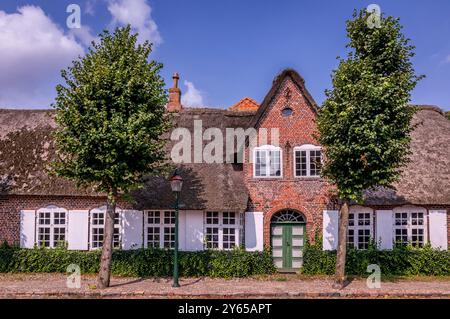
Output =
[{"x1": 243, "y1": 74, "x2": 333, "y2": 246}]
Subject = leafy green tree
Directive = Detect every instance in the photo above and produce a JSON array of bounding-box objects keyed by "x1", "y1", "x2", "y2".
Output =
[
  {"x1": 317, "y1": 10, "x2": 423, "y2": 288},
  {"x1": 445, "y1": 111, "x2": 450, "y2": 120},
  {"x1": 53, "y1": 26, "x2": 171, "y2": 288}
]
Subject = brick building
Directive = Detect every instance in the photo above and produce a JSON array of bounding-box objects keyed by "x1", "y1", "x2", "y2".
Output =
[{"x1": 0, "y1": 69, "x2": 449, "y2": 271}]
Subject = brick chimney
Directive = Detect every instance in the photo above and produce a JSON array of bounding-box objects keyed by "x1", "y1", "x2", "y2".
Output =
[{"x1": 167, "y1": 72, "x2": 182, "y2": 112}]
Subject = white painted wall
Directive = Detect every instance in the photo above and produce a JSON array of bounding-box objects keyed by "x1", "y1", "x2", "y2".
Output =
[
  {"x1": 68, "y1": 210, "x2": 89, "y2": 250},
  {"x1": 183, "y1": 210, "x2": 204, "y2": 251},
  {"x1": 375, "y1": 210, "x2": 394, "y2": 250},
  {"x1": 323, "y1": 210, "x2": 339, "y2": 250},
  {"x1": 429, "y1": 210, "x2": 448, "y2": 250},
  {"x1": 178, "y1": 210, "x2": 186, "y2": 250},
  {"x1": 20, "y1": 210, "x2": 36, "y2": 248},
  {"x1": 245, "y1": 211, "x2": 264, "y2": 251},
  {"x1": 121, "y1": 210, "x2": 143, "y2": 250}
]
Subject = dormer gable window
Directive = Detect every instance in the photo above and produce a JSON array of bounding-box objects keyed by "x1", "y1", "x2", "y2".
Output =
[
  {"x1": 253, "y1": 145, "x2": 282, "y2": 178},
  {"x1": 294, "y1": 144, "x2": 322, "y2": 177}
]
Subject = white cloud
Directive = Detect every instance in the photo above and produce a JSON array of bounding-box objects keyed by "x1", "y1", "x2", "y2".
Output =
[
  {"x1": 107, "y1": 0, "x2": 162, "y2": 46},
  {"x1": 0, "y1": 2, "x2": 164, "y2": 108},
  {"x1": 0, "y1": 6, "x2": 84, "y2": 108},
  {"x1": 85, "y1": 0, "x2": 97, "y2": 16},
  {"x1": 181, "y1": 81, "x2": 205, "y2": 107},
  {"x1": 70, "y1": 25, "x2": 97, "y2": 47}
]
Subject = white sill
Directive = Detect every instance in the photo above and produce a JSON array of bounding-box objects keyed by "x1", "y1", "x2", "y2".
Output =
[
  {"x1": 253, "y1": 176, "x2": 283, "y2": 179},
  {"x1": 294, "y1": 174, "x2": 321, "y2": 178}
]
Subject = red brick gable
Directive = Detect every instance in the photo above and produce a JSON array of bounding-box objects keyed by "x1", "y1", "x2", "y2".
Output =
[
  {"x1": 243, "y1": 69, "x2": 332, "y2": 245},
  {"x1": 254, "y1": 75, "x2": 320, "y2": 156},
  {"x1": 250, "y1": 69, "x2": 318, "y2": 128}
]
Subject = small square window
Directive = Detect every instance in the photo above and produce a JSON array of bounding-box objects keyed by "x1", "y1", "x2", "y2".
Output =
[
  {"x1": 223, "y1": 212, "x2": 236, "y2": 225},
  {"x1": 147, "y1": 211, "x2": 160, "y2": 224},
  {"x1": 164, "y1": 211, "x2": 176, "y2": 225},
  {"x1": 206, "y1": 212, "x2": 219, "y2": 225}
]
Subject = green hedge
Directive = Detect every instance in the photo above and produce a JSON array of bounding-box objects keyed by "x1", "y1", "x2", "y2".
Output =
[
  {"x1": 302, "y1": 242, "x2": 450, "y2": 276},
  {"x1": 0, "y1": 243, "x2": 276, "y2": 278}
]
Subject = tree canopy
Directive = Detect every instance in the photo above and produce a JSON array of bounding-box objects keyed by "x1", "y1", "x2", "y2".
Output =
[
  {"x1": 53, "y1": 26, "x2": 171, "y2": 198},
  {"x1": 317, "y1": 10, "x2": 423, "y2": 202}
]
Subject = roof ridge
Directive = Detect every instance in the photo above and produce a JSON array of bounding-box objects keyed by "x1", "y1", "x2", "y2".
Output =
[{"x1": 411, "y1": 104, "x2": 444, "y2": 114}]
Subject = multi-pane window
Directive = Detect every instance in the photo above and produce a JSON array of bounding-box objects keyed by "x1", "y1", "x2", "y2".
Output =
[
  {"x1": 204, "y1": 212, "x2": 242, "y2": 250},
  {"x1": 36, "y1": 208, "x2": 67, "y2": 248},
  {"x1": 254, "y1": 146, "x2": 282, "y2": 177},
  {"x1": 144, "y1": 211, "x2": 176, "y2": 249},
  {"x1": 164, "y1": 226, "x2": 175, "y2": 249},
  {"x1": 347, "y1": 210, "x2": 372, "y2": 250},
  {"x1": 223, "y1": 228, "x2": 236, "y2": 250},
  {"x1": 146, "y1": 227, "x2": 160, "y2": 248},
  {"x1": 294, "y1": 145, "x2": 322, "y2": 177},
  {"x1": 205, "y1": 227, "x2": 219, "y2": 249},
  {"x1": 90, "y1": 210, "x2": 121, "y2": 249},
  {"x1": 394, "y1": 211, "x2": 426, "y2": 247}
]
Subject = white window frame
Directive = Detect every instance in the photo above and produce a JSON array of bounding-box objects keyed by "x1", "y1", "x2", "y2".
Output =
[
  {"x1": 347, "y1": 206, "x2": 373, "y2": 250},
  {"x1": 293, "y1": 144, "x2": 322, "y2": 178},
  {"x1": 89, "y1": 206, "x2": 122, "y2": 250},
  {"x1": 253, "y1": 145, "x2": 283, "y2": 178},
  {"x1": 36, "y1": 206, "x2": 68, "y2": 248},
  {"x1": 393, "y1": 207, "x2": 427, "y2": 247},
  {"x1": 144, "y1": 210, "x2": 176, "y2": 249},
  {"x1": 204, "y1": 211, "x2": 242, "y2": 250}
]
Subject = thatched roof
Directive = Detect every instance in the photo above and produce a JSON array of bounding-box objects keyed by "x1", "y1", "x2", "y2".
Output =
[
  {"x1": 0, "y1": 107, "x2": 254, "y2": 211},
  {"x1": 363, "y1": 105, "x2": 450, "y2": 206},
  {"x1": 1, "y1": 69, "x2": 449, "y2": 209},
  {"x1": 132, "y1": 108, "x2": 254, "y2": 211},
  {"x1": 0, "y1": 109, "x2": 98, "y2": 196}
]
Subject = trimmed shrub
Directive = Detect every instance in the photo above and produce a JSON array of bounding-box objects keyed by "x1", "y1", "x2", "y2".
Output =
[
  {"x1": 302, "y1": 241, "x2": 450, "y2": 276},
  {"x1": 0, "y1": 243, "x2": 276, "y2": 278}
]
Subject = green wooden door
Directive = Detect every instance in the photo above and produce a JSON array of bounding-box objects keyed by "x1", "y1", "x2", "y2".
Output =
[{"x1": 271, "y1": 223, "x2": 305, "y2": 272}]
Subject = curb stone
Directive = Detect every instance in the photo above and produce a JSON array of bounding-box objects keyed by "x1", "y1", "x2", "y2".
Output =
[{"x1": 1, "y1": 291, "x2": 449, "y2": 298}]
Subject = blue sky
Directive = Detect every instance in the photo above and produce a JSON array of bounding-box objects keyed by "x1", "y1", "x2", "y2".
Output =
[{"x1": 0, "y1": 0, "x2": 449, "y2": 111}]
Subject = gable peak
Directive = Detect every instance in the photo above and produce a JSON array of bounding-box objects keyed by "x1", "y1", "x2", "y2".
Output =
[{"x1": 228, "y1": 97, "x2": 259, "y2": 112}]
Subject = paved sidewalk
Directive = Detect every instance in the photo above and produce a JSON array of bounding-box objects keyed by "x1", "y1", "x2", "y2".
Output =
[{"x1": 0, "y1": 273, "x2": 449, "y2": 299}]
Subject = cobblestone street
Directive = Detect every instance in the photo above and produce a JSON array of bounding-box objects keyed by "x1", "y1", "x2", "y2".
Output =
[{"x1": 0, "y1": 274, "x2": 449, "y2": 299}]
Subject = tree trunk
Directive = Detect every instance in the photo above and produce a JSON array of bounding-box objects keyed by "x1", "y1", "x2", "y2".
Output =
[
  {"x1": 334, "y1": 201, "x2": 349, "y2": 289},
  {"x1": 97, "y1": 191, "x2": 117, "y2": 289}
]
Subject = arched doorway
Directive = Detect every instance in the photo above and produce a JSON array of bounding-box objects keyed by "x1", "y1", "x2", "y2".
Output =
[{"x1": 270, "y1": 209, "x2": 306, "y2": 272}]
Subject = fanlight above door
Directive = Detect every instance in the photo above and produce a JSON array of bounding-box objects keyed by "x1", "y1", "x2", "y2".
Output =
[{"x1": 271, "y1": 210, "x2": 306, "y2": 223}]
